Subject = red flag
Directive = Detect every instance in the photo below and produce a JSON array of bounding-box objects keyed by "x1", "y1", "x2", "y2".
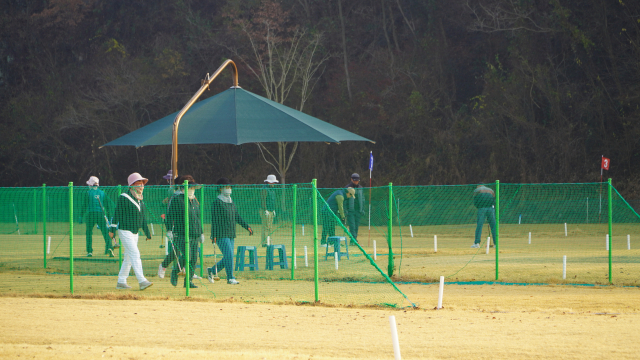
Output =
[{"x1": 601, "y1": 157, "x2": 610, "y2": 170}]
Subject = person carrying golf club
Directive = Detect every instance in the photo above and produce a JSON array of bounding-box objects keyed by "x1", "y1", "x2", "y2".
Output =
[
  {"x1": 164, "y1": 175, "x2": 204, "y2": 289},
  {"x1": 81, "y1": 176, "x2": 115, "y2": 257},
  {"x1": 110, "y1": 172, "x2": 153, "y2": 291},
  {"x1": 472, "y1": 184, "x2": 497, "y2": 248},
  {"x1": 207, "y1": 177, "x2": 253, "y2": 285},
  {"x1": 260, "y1": 174, "x2": 279, "y2": 247},
  {"x1": 320, "y1": 187, "x2": 356, "y2": 245}
]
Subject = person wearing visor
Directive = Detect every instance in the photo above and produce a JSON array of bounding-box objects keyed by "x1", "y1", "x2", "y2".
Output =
[
  {"x1": 110, "y1": 172, "x2": 153, "y2": 291},
  {"x1": 164, "y1": 175, "x2": 204, "y2": 289},
  {"x1": 82, "y1": 176, "x2": 115, "y2": 257},
  {"x1": 345, "y1": 173, "x2": 365, "y2": 245},
  {"x1": 261, "y1": 174, "x2": 279, "y2": 247},
  {"x1": 207, "y1": 177, "x2": 253, "y2": 285}
]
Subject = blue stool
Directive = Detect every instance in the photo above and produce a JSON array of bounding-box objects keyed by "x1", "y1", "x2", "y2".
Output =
[
  {"x1": 235, "y1": 245, "x2": 259, "y2": 271},
  {"x1": 266, "y1": 244, "x2": 288, "y2": 270},
  {"x1": 325, "y1": 236, "x2": 349, "y2": 260}
]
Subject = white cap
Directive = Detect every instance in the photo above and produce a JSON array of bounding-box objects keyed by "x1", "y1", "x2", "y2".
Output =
[
  {"x1": 127, "y1": 173, "x2": 148, "y2": 186},
  {"x1": 264, "y1": 174, "x2": 279, "y2": 183},
  {"x1": 346, "y1": 187, "x2": 356, "y2": 199},
  {"x1": 86, "y1": 176, "x2": 99, "y2": 186}
]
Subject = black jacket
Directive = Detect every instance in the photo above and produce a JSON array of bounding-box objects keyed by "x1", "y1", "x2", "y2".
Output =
[
  {"x1": 165, "y1": 193, "x2": 203, "y2": 239},
  {"x1": 112, "y1": 193, "x2": 151, "y2": 237},
  {"x1": 210, "y1": 197, "x2": 250, "y2": 239}
]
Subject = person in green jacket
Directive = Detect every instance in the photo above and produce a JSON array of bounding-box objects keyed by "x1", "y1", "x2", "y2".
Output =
[
  {"x1": 320, "y1": 187, "x2": 356, "y2": 245},
  {"x1": 82, "y1": 176, "x2": 115, "y2": 257},
  {"x1": 207, "y1": 177, "x2": 253, "y2": 285}
]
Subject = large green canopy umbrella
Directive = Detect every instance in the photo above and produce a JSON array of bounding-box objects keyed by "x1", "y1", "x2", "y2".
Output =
[
  {"x1": 101, "y1": 60, "x2": 372, "y2": 182},
  {"x1": 101, "y1": 86, "x2": 372, "y2": 147}
]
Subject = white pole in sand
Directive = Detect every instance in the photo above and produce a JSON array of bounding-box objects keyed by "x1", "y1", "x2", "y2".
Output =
[
  {"x1": 628, "y1": 235, "x2": 631, "y2": 250},
  {"x1": 150, "y1": 223, "x2": 155, "y2": 236},
  {"x1": 388, "y1": 316, "x2": 402, "y2": 360},
  {"x1": 529, "y1": 232, "x2": 531, "y2": 244},
  {"x1": 563, "y1": 255, "x2": 567, "y2": 279},
  {"x1": 302, "y1": 224, "x2": 304, "y2": 236},
  {"x1": 373, "y1": 240, "x2": 377, "y2": 260},
  {"x1": 293, "y1": 248, "x2": 297, "y2": 269},
  {"x1": 565, "y1": 223, "x2": 568, "y2": 236},
  {"x1": 606, "y1": 234, "x2": 609, "y2": 251},
  {"x1": 334, "y1": 252, "x2": 339, "y2": 269},
  {"x1": 410, "y1": 225, "x2": 414, "y2": 238},
  {"x1": 437, "y1": 276, "x2": 444, "y2": 309},
  {"x1": 47, "y1": 236, "x2": 51, "y2": 254},
  {"x1": 434, "y1": 235, "x2": 437, "y2": 253},
  {"x1": 304, "y1": 246, "x2": 308, "y2": 267},
  {"x1": 486, "y1": 237, "x2": 490, "y2": 254}
]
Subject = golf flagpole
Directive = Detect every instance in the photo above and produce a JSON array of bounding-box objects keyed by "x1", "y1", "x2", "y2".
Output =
[
  {"x1": 599, "y1": 155, "x2": 610, "y2": 223},
  {"x1": 368, "y1": 151, "x2": 373, "y2": 247}
]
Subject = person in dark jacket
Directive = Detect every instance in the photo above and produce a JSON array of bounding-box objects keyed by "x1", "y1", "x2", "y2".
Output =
[
  {"x1": 82, "y1": 176, "x2": 115, "y2": 257},
  {"x1": 345, "y1": 173, "x2": 365, "y2": 244},
  {"x1": 164, "y1": 175, "x2": 204, "y2": 288},
  {"x1": 109, "y1": 173, "x2": 153, "y2": 291},
  {"x1": 207, "y1": 177, "x2": 253, "y2": 285},
  {"x1": 320, "y1": 187, "x2": 356, "y2": 245},
  {"x1": 472, "y1": 185, "x2": 497, "y2": 248}
]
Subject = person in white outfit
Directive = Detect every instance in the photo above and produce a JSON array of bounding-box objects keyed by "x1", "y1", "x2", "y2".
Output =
[{"x1": 109, "y1": 172, "x2": 153, "y2": 290}]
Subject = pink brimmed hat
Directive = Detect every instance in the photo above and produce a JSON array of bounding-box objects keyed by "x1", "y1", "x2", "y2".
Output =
[{"x1": 127, "y1": 172, "x2": 148, "y2": 186}]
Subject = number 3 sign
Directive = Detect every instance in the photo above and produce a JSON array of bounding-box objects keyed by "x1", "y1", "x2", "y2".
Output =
[{"x1": 601, "y1": 157, "x2": 610, "y2": 170}]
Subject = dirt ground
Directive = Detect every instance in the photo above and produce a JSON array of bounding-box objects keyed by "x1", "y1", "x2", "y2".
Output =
[{"x1": 1, "y1": 284, "x2": 639, "y2": 359}]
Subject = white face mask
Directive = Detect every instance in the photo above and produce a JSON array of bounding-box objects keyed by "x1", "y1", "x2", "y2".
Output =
[
  {"x1": 131, "y1": 185, "x2": 144, "y2": 200},
  {"x1": 222, "y1": 188, "x2": 232, "y2": 196},
  {"x1": 188, "y1": 188, "x2": 196, "y2": 199}
]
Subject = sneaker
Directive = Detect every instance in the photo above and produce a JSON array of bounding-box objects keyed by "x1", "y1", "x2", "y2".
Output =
[
  {"x1": 116, "y1": 282, "x2": 131, "y2": 290},
  {"x1": 107, "y1": 249, "x2": 115, "y2": 257},
  {"x1": 192, "y1": 273, "x2": 202, "y2": 280},
  {"x1": 207, "y1": 267, "x2": 215, "y2": 283},
  {"x1": 158, "y1": 264, "x2": 166, "y2": 279},
  {"x1": 227, "y1": 279, "x2": 239, "y2": 285},
  {"x1": 470, "y1": 243, "x2": 480, "y2": 248},
  {"x1": 139, "y1": 280, "x2": 153, "y2": 291},
  {"x1": 170, "y1": 269, "x2": 178, "y2": 287},
  {"x1": 86, "y1": 253, "x2": 92, "y2": 257}
]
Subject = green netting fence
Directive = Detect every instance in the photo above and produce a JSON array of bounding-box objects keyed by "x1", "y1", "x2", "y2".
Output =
[{"x1": 1, "y1": 180, "x2": 638, "y2": 305}]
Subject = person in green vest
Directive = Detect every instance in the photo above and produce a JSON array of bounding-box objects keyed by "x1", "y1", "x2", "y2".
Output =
[{"x1": 81, "y1": 176, "x2": 115, "y2": 257}]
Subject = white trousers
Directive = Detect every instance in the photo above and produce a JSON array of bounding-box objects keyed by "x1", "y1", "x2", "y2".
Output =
[{"x1": 117, "y1": 230, "x2": 148, "y2": 284}]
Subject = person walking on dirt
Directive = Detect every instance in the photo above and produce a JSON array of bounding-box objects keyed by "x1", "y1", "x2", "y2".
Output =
[
  {"x1": 207, "y1": 177, "x2": 253, "y2": 285},
  {"x1": 110, "y1": 173, "x2": 153, "y2": 291}
]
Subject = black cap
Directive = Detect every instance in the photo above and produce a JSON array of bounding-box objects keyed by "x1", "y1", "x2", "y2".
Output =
[
  {"x1": 175, "y1": 175, "x2": 200, "y2": 188},
  {"x1": 351, "y1": 173, "x2": 360, "y2": 180},
  {"x1": 216, "y1": 177, "x2": 231, "y2": 185}
]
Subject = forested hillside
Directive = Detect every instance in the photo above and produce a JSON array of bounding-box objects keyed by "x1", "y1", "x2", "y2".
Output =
[{"x1": 1, "y1": 0, "x2": 638, "y2": 195}]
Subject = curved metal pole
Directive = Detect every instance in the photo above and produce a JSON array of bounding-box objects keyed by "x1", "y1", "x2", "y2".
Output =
[{"x1": 171, "y1": 59, "x2": 239, "y2": 184}]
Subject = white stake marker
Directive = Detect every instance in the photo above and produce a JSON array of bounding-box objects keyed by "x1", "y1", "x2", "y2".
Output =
[
  {"x1": 334, "y1": 252, "x2": 339, "y2": 269},
  {"x1": 304, "y1": 246, "x2": 308, "y2": 267},
  {"x1": 410, "y1": 225, "x2": 414, "y2": 238},
  {"x1": 565, "y1": 223, "x2": 568, "y2": 236},
  {"x1": 486, "y1": 237, "x2": 490, "y2": 254},
  {"x1": 267, "y1": 236, "x2": 271, "y2": 246},
  {"x1": 563, "y1": 255, "x2": 567, "y2": 279},
  {"x1": 434, "y1": 235, "x2": 437, "y2": 253},
  {"x1": 302, "y1": 224, "x2": 304, "y2": 236},
  {"x1": 628, "y1": 235, "x2": 631, "y2": 250},
  {"x1": 150, "y1": 223, "x2": 155, "y2": 235},
  {"x1": 47, "y1": 236, "x2": 51, "y2": 254},
  {"x1": 437, "y1": 276, "x2": 444, "y2": 310},
  {"x1": 389, "y1": 316, "x2": 402, "y2": 360},
  {"x1": 293, "y1": 248, "x2": 297, "y2": 269},
  {"x1": 373, "y1": 240, "x2": 377, "y2": 260},
  {"x1": 606, "y1": 234, "x2": 609, "y2": 251},
  {"x1": 529, "y1": 232, "x2": 531, "y2": 244}
]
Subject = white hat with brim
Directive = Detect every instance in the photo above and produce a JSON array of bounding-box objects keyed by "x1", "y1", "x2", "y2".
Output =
[
  {"x1": 264, "y1": 174, "x2": 279, "y2": 183},
  {"x1": 86, "y1": 176, "x2": 99, "y2": 186},
  {"x1": 127, "y1": 173, "x2": 148, "y2": 186}
]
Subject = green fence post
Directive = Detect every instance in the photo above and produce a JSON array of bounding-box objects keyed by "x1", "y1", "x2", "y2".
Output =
[
  {"x1": 608, "y1": 178, "x2": 613, "y2": 284},
  {"x1": 312, "y1": 179, "x2": 319, "y2": 302},
  {"x1": 33, "y1": 188, "x2": 37, "y2": 235},
  {"x1": 69, "y1": 182, "x2": 74, "y2": 295},
  {"x1": 117, "y1": 184, "x2": 122, "y2": 268},
  {"x1": 199, "y1": 186, "x2": 205, "y2": 278},
  {"x1": 388, "y1": 182, "x2": 394, "y2": 277},
  {"x1": 291, "y1": 184, "x2": 297, "y2": 280},
  {"x1": 495, "y1": 180, "x2": 500, "y2": 281},
  {"x1": 184, "y1": 180, "x2": 190, "y2": 296},
  {"x1": 43, "y1": 184, "x2": 47, "y2": 268}
]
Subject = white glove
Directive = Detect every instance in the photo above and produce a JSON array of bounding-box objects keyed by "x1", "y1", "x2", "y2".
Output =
[
  {"x1": 166, "y1": 231, "x2": 173, "y2": 241},
  {"x1": 273, "y1": 210, "x2": 276, "y2": 217},
  {"x1": 200, "y1": 234, "x2": 205, "y2": 244},
  {"x1": 264, "y1": 210, "x2": 269, "y2": 216}
]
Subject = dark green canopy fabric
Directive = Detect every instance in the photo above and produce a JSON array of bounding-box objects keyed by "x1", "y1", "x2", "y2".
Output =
[{"x1": 101, "y1": 87, "x2": 372, "y2": 148}]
